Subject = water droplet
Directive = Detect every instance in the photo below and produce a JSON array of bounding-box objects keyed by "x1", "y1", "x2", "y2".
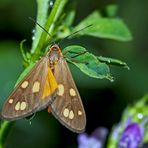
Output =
[
  {"x1": 137, "y1": 113, "x2": 143, "y2": 119},
  {"x1": 32, "y1": 36, "x2": 35, "y2": 40},
  {"x1": 49, "y1": 0, "x2": 54, "y2": 8},
  {"x1": 32, "y1": 29, "x2": 35, "y2": 34}
]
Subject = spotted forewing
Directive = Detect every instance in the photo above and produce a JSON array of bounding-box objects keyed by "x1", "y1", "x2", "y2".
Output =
[
  {"x1": 48, "y1": 48, "x2": 86, "y2": 133},
  {"x1": 2, "y1": 17, "x2": 90, "y2": 132},
  {"x1": 1, "y1": 55, "x2": 58, "y2": 120},
  {"x1": 1, "y1": 44, "x2": 86, "y2": 133}
]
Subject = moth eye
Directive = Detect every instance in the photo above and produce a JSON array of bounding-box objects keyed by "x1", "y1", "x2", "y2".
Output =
[
  {"x1": 21, "y1": 81, "x2": 29, "y2": 88},
  {"x1": 78, "y1": 110, "x2": 82, "y2": 116},
  {"x1": 69, "y1": 110, "x2": 74, "y2": 119},
  {"x1": 69, "y1": 88, "x2": 76, "y2": 96},
  {"x1": 57, "y1": 84, "x2": 64, "y2": 96},
  {"x1": 32, "y1": 81, "x2": 40, "y2": 93},
  {"x1": 63, "y1": 108, "x2": 69, "y2": 117}
]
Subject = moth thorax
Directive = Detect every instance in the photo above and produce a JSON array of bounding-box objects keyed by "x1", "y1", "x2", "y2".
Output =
[{"x1": 49, "y1": 50, "x2": 60, "y2": 65}]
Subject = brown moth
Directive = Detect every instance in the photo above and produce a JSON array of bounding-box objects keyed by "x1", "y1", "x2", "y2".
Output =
[
  {"x1": 1, "y1": 50, "x2": 58, "y2": 120},
  {"x1": 1, "y1": 44, "x2": 86, "y2": 133},
  {"x1": 48, "y1": 44, "x2": 86, "y2": 133},
  {"x1": 1, "y1": 17, "x2": 88, "y2": 132}
]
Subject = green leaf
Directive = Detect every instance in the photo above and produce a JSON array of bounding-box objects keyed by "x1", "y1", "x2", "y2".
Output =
[
  {"x1": 20, "y1": 39, "x2": 27, "y2": 62},
  {"x1": 64, "y1": 9, "x2": 76, "y2": 27},
  {"x1": 31, "y1": 0, "x2": 50, "y2": 53},
  {"x1": 124, "y1": 94, "x2": 148, "y2": 143},
  {"x1": 122, "y1": 94, "x2": 148, "y2": 122},
  {"x1": 63, "y1": 45, "x2": 113, "y2": 81},
  {"x1": 73, "y1": 11, "x2": 132, "y2": 41},
  {"x1": 98, "y1": 56, "x2": 129, "y2": 69},
  {"x1": 107, "y1": 94, "x2": 148, "y2": 147},
  {"x1": 54, "y1": 9, "x2": 76, "y2": 40},
  {"x1": 0, "y1": 121, "x2": 14, "y2": 147},
  {"x1": 105, "y1": 4, "x2": 118, "y2": 17},
  {"x1": 35, "y1": 0, "x2": 68, "y2": 54},
  {"x1": 75, "y1": 11, "x2": 101, "y2": 27}
]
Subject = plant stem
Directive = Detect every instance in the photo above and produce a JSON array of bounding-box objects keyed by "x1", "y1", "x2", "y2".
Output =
[
  {"x1": 31, "y1": 0, "x2": 49, "y2": 53},
  {"x1": 0, "y1": 0, "x2": 69, "y2": 147},
  {"x1": 32, "y1": 0, "x2": 68, "y2": 55},
  {"x1": 0, "y1": 121, "x2": 14, "y2": 148}
]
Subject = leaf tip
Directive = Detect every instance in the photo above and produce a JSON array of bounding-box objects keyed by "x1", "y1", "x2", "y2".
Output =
[{"x1": 106, "y1": 75, "x2": 114, "y2": 82}]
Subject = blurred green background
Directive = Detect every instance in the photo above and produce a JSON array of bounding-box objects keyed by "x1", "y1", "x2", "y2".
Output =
[{"x1": 0, "y1": 0, "x2": 148, "y2": 147}]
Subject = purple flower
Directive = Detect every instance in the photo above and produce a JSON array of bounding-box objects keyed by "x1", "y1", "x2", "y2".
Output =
[
  {"x1": 77, "y1": 127, "x2": 108, "y2": 148},
  {"x1": 118, "y1": 123, "x2": 144, "y2": 148},
  {"x1": 117, "y1": 117, "x2": 148, "y2": 148}
]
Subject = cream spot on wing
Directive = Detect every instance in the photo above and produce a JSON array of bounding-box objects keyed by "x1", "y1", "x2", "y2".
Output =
[
  {"x1": 8, "y1": 99, "x2": 13, "y2": 104},
  {"x1": 21, "y1": 81, "x2": 29, "y2": 88},
  {"x1": 78, "y1": 110, "x2": 82, "y2": 116},
  {"x1": 63, "y1": 108, "x2": 69, "y2": 117},
  {"x1": 20, "y1": 102, "x2": 27, "y2": 110},
  {"x1": 58, "y1": 84, "x2": 64, "y2": 96},
  {"x1": 69, "y1": 88, "x2": 76, "y2": 96},
  {"x1": 15, "y1": 102, "x2": 21, "y2": 111},
  {"x1": 69, "y1": 110, "x2": 74, "y2": 119},
  {"x1": 32, "y1": 81, "x2": 40, "y2": 93}
]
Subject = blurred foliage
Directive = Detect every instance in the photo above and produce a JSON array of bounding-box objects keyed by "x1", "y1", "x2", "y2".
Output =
[
  {"x1": 63, "y1": 45, "x2": 113, "y2": 81},
  {"x1": 0, "y1": 0, "x2": 148, "y2": 148},
  {"x1": 73, "y1": 11, "x2": 132, "y2": 41},
  {"x1": 107, "y1": 94, "x2": 148, "y2": 147},
  {"x1": 63, "y1": 45, "x2": 129, "y2": 81}
]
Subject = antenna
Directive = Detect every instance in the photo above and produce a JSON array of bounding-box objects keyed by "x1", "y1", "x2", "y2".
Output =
[
  {"x1": 58, "y1": 24, "x2": 93, "y2": 45},
  {"x1": 29, "y1": 17, "x2": 52, "y2": 37},
  {"x1": 29, "y1": 17, "x2": 92, "y2": 45}
]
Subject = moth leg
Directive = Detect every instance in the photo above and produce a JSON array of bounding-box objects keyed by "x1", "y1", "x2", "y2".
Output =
[
  {"x1": 25, "y1": 113, "x2": 36, "y2": 121},
  {"x1": 48, "y1": 106, "x2": 52, "y2": 113}
]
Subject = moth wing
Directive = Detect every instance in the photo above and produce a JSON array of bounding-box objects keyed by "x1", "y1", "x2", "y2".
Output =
[
  {"x1": 50, "y1": 59, "x2": 86, "y2": 133},
  {"x1": 1, "y1": 56, "x2": 58, "y2": 120}
]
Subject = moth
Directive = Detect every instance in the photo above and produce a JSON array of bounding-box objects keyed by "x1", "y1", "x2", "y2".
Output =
[{"x1": 1, "y1": 44, "x2": 86, "y2": 133}]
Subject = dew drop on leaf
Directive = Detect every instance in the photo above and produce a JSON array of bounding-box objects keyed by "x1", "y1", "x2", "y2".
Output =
[
  {"x1": 49, "y1": 0, "x2": 54, "y2": 9},
  {"x1": 32, "y1": 29, "x2": 35, "y2": 34},
  {"x1": 32, "y1": 36, "x2": 35, "y2": 40}
]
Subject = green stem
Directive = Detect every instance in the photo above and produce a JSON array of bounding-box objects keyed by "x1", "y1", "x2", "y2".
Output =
[
  {"x1": 31, "y1": 0, "x2": 49, "y2": 53},
  {"x1": 0, "y1": 0, "x2": 69, "y2": 147},
  {"x1": 44, "y1": 0, "x2": 68, "y2": 46},
  {"x1": 32, "y1": 0, "x2": 68, "y2": 55},
  {"x1": 0, "y1": 121, "x2": 14, "y2": 148},
  {"x1": 0, "y1": 144, "x2": 2, "y2": 148}
]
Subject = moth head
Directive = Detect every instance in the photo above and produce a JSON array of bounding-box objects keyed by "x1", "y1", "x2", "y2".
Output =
[{"x1": 48, "y1": 44, "x2": 62, "y2": 65}]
